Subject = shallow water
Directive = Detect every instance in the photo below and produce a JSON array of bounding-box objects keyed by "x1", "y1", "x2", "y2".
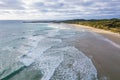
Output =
[{"x1": 0, "y1": 21, "x2": 98, "y2": 80}]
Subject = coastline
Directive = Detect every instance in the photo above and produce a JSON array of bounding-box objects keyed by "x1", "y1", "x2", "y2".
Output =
[
  {"x1": 1, "y1": 22, "x2": 120, "y2": 80},
  {"x1": 71, "y1": 24, "x2": 120, "y2": 45},
  {"x1": 67, "y1": 24, "x2": 120, "y2": 80}
]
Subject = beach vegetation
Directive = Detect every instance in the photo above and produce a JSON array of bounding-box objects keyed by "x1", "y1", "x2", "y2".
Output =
[{"x1": 62, "y1": 18, "x2": 120, "y2": 33}]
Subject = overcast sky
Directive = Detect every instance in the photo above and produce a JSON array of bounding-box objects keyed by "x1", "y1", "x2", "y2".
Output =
[{"x1": 0, "y1": 0, "x2": 120, "y2": 20}]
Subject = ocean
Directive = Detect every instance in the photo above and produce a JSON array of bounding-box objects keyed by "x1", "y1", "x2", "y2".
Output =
[{"x1": 0, "y1": 21, "x2": 98, "y2": 80}]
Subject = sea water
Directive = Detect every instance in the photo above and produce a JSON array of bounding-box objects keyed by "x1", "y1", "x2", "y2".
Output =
[{"x1": 0, "y1": 21, "x2": 98, "y2": 80}]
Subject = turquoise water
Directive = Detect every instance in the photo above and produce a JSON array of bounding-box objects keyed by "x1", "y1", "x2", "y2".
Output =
[
  {"x1": 0, "y1": 21, "x2": 53, "y2": 80},
  {"x1": 0, "y1": 21, "x2": 98, "y2": 80}
]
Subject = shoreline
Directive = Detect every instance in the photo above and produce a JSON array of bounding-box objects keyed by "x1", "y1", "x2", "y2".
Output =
[
  {"x1": 68, "y1": 24, "x2": 120, "y2": 80},
  {"x1": 71, "y1": 24, "x2": 120, "y2": 45}
]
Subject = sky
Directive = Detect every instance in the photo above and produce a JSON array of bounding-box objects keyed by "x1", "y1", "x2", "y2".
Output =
[{"x1": 0, "y1": 0, "x2": 120, "y2": 20}]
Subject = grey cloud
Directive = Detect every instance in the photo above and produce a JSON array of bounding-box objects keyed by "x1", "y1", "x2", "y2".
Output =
[
  {"x1": 0, "y1": 0, "x2": 120, "y2": 19},
  {"x1": 0, "y1": 0, "x2": 25, "y2": 10},
  {"x1": 33, "y1": 2, "x2": 65, "y2": 10},
  {"x1": 36, "y1": 0, "x2": 119, "y2": 19}
]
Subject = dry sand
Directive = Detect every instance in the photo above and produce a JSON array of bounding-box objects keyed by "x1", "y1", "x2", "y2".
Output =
[{"x1": 69, "y1": 24, "x2": 120, "y2": 80}]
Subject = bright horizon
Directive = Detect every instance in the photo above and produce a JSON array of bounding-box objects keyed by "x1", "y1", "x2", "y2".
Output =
[{"x1": 0, "y1": 0, "x2": 120, "y2": 20}]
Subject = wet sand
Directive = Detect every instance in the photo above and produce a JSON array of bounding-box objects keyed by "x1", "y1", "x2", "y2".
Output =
[{"x1": 68, "y1": 24, "x2": 120, "y2": 80}]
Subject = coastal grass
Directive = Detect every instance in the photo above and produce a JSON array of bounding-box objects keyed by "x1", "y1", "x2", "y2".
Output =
[{"x1": 62, "y1": 18, "x2": 120, "y2": 34}]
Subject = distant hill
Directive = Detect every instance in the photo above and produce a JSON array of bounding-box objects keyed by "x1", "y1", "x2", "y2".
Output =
[{"x1": 22, "y1": 20, "x2": 61, "y2": 23}]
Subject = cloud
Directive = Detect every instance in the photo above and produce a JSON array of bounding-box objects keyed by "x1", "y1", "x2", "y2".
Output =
[
  {"x1": 0, "y1": 0, "x2": 25, "y2": 10},
  {"x1": 0, "y1": 0, "x2": 119, "y2": 20}
]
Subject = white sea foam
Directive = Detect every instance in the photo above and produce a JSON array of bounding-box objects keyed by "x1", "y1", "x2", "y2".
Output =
[
  {"x1": 19, "y1": 57, "x2": 34, "y2": 66},
  {"x1": 0, "y1": 23, "x2": 98, "y2": 80},
  {"x1": 32, "y1": 50, "x2": 64, "y2": 80},
  {"x1": 31, "y1": 46, "x2": 98, "y2": 80},
  {"x1": 24, "y1": 25, "x2": 98, "y2": 80},
  {"x1": 36, "y1": 56, "x2": 63, "y2": 80},
  {"x1": 50, "y1": 46, "x2": 98, "y2": 80},
  {"x1": 19, "y1": 37, "x2": 62, "y2": 67}
]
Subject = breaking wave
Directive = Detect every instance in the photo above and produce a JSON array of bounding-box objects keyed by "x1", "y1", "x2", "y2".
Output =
[{"x1": 0, "y1": 23, "x2": 98, "y2": 80}]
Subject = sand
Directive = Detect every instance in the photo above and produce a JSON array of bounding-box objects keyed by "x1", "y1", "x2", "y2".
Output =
[
  {"x1": 73, "y1": 24, "x2": 120, "y2": 45},
  {"x1": 68, "y1": 24, "x2": 120, "y2": 80}
]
